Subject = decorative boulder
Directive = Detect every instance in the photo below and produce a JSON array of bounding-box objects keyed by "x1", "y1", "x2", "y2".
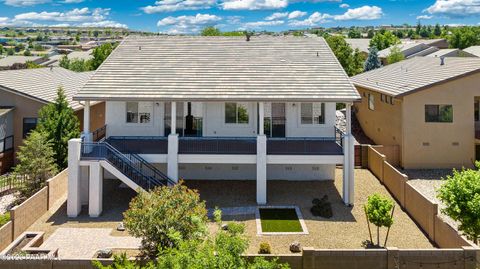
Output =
[
  {"x1": 117, "y1": 222, "x2": 125, "y2": 231},
  {"x1": 289, "y1": 242, "x2": 302, "y2": 253},
  {"x1": 221, "y1": 224, "x2": 229, "y2": 230},
  {"x1": 310, "y1": 195, "x2": 333, "y2": 218},
  {"x1": 97, "y1": 249, "x2": 113, "y2": 258}
]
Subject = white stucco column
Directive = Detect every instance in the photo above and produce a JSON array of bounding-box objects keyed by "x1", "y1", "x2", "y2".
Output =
[
  {"x1": 258, "y1": 102, "x2": 264, "y2": 135},
  {"x1": 67, "y1": 138, "x2": 82, "y2": 217},
  {"x1": 88, "y1": 162, "x2": 103, "y2": 217},
  {"x1": 342, "y1": 103, "x2": 355, "y2": 206},
  {"x1": 168, "y1": 134, "x2": 179, "y2": 183},
  {"x1": 171, "y1": 101, "x2": 176, "y2": 134},
  {"x1": 256, "y1": 135, "x2": 267, "y2": 204}
]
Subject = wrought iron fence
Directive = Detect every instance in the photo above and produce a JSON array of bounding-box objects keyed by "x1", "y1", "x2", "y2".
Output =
[{"x1": 178, "y1": 137, "x2": 257, "y2": 155}]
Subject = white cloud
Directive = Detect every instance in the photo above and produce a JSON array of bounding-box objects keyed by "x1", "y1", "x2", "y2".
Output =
[
  {"x1": 222, "y1": 0, "x2": 288, "y2": 10},
  {"x1": 157, "y1": 13, "x2": 221, "y2": 34},
  {"x1": 3, "y1": 0, "x2": 49, "y2": 6},
  {"x1": 417, "y1": 15, "x2": 433, "y2": 20},
  {"x1": 62, "y1": 0, "x2": 84, "y2": 3},
  {"x1": 334, "y1": 5, "x2": 383, "y2": 20},
  {"x1": 265, "y1": 12, "x2": 289, "y2": 20},
  {"x1": 244, "y1": 20, "x2": 284, "y2": 28},
  {"x1": 339, "y1": 3, "x2": 349, "y2": 8},
  {"x1": 81, "y1": 20, "x2": 128, "y2": 28},
  {"x1": 143, "y1": 0, "x2": 216, "y2": 14},
  {"x1": 425, "y1": 0, "x2": 480, "y2": 17},
  {"x1": 289, "y1": 12, "x2": 331, "y2": 26},
  {"x1": 265, "y1": 10, "x2": 306, "y2": 20},
  {"x1": 288, "y1": 10, "x2": 307, "y2": 19}
]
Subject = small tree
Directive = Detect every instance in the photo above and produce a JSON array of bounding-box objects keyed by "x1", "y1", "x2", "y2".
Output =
[
  {"x1": 14, "y1": 131, "x2": 58, "y2": 201},
  {"x1": 123, "y1": 182, "x2": 208, "y2": 256},
  {"x1": 364, "y1": 194, "x2": 394, "y2": 247},
  {"x1": 438, "y1": 163, "x2": 480, "y2": 244},
  {"x1": 386, "y1": 46, "x2": 405, "y2": 65},
  {"x1": 364, "y1": 46, "x2": 382, "y2": 72},
  {"x1": 201, "y1": 26, "x2": 221, "y2": 36},
  {"x1": 37, "y1": 87, "x2": 80, "y2": 169}
]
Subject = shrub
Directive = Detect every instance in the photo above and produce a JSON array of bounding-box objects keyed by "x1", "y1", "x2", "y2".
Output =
[
  {"x1": 258, "y1": 242, "x2": 272, "y2": 254},
  {"x1": 438, "y1": 162, "x2": 480, "y2": 244},
  {"x1": 0, "y1": 212, "x2": 10, "y2": 227},
  {"x1": 123, "y1": 182, "x2": 208, "y2": 256}
]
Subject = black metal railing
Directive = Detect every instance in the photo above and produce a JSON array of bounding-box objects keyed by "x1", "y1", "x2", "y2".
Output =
[
  {"x1": 92, "y1": 125, "x2": 107, "y2": 142},
  {"x1": 80, "y1": 141, "x2": 174, "y2": 190},
  {"x1": 0, "y1": 135, "x2": 13, "y2": 153},
  {"x1": 267, "y1": 137, "x2": 343, "y2": 155},
  {"x1": 179, "y1": 137, "x2": 257, "y2": 154},
  {"x1": 335, "y1": 127, "x2": 345, "y2": 148},
  {"x1": 107, "y1": 136, "x2": 168, "y2": 154}
]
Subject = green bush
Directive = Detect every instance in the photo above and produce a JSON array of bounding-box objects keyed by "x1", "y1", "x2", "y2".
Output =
[
  {"x1": 364, "y1": 194, "x2": 394, "y2": 247},
  {"x1": 258, "y1": 242, "x2": 272, "y2": 254},
  {"x1": 0, "y1": 212, "x2": 10, "y2": 227},
  {"x1": 123, "y1": 182, "x2": 208, "y2": 256}
]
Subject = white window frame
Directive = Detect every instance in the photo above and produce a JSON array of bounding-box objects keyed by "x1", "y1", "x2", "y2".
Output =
[
  {"x1": 299, "y1": 102, "x2": 326, "y2": 126},
  {"x1": 125, "y1": 101, "x2": 153, "y2": 125},
  {"x1": 224, "y1": 102, "x2": 250, "y2": 125},
  {"x1": 368, "y1": 94, "x2": 375, "y2": 110}
]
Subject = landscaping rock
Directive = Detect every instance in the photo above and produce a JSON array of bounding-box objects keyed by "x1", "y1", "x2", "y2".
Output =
[
  {"x1": 97, "y1": 249, "x2": 112, "y2": 258},
  {"x1": 116, "y1": 222, "x2": 125, "y2": 231},
  {"x1": 221, "y1": 224, "x2": 228, "y2": 230},
  {"x1": 289, "y1": 242, "x2": 301, "y2": 253}
]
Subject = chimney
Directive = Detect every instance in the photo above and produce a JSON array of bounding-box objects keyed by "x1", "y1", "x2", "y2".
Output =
[{"x1": 440, "y1": 57, "x2": 445, "y2": 66}]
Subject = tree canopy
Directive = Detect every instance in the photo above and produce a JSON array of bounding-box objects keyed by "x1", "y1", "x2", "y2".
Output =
[
  {"x1": 448, "y1": 27, "x2": 480, "y2": 49},
  {"x1": 36, "y1": 87, "x2": 80, "y2": 169},
  {"x1": 386, "y1": 46, "x2": 405, "y2": 65},
  {"x1": 325, "y1": 35, "x2": 365, "y2": 77},
  {"x1": 364, "y1": 46, "x2": 381, "y2": 72},
  {"x1": 369, "y1": 31, "x2": 400, "y2": 51},
  {"x1": 438, "y1": 163, "x2": 480, "y2": 244}
]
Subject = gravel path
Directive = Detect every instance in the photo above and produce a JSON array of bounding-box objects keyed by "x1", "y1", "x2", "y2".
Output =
[
  {"x1": 402, "y1": 169, "x2": 459, "y2": 229},
  {"x1": 0, "y1": 193, "x2": 17, "y2": 214}
]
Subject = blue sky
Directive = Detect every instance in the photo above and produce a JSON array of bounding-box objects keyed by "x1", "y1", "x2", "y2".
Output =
[{"x1": 0, "y1": 0, "x2": 479, "y2": 33}]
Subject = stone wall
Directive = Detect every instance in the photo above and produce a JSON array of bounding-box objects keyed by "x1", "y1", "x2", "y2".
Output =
[{"x1": 47, "y1": 169, "x2": 68, "y2": 208}]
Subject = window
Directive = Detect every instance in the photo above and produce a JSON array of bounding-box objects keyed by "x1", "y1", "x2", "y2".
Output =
[
  {"x1": 301, "y1": 103, "x2": 325, "y2": 125},
  {"x1": 126, "y1": 102, "x2": 152, "y2": 124},
  {"x1": 475, "y1": 101, "x2": 479, "y2": 122},
  {"x1": 225, "y1": 103, "x2": 249, "y2": 124},
  {"x1": 380, "y1": 94, "x2": 385, "y2": 102},
  {"x1": 425, "y1": 105, "x2": 453, "y2": 123},
  {"x1": 368, "y1": 94, "x2": 375, "y2": 110},
  {"x1": 23, "y1": 118, "x2": 37, "y2": 138}
]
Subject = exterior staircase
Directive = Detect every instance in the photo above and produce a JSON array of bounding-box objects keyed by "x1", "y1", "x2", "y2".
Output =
[{"x1": 80, "y1": 141, "x2": 175, "y2": 191}]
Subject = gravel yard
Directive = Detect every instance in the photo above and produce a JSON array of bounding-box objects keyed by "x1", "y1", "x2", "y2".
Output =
[
  {"x1": 402, "y1": 169, "x2": 459, "y2": 229},
  {"x1": 25, "y1": 169, "x2": 434, "y2": 255},
  {"x1": 0, "y1": 192, "x2": 17, "y2": 214}
]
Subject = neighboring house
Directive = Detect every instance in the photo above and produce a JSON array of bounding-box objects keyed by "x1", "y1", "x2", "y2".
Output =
[
  {"x1": 67, "y1": 36, "x2": 360, "y2": 218},
  {"x1": 44, "y1": 50, "x2": 94, "y2": 66},
  {"x1": 0, "y1": 67, "x2": 105, "y2": 173},
  {"x1": 425, "y1": 49, "x2": 477, "y2": 58},
  {"x1": 378, "y1": 43, "x2": 439, "y2": 65},
  {"x1": 0, "y1": 56, "x2": 44, "y2": 67},
  {"x1": 351, "y1": 57, "x2": 480, "y2": 169},
  {"x1": 345, "y1": 38, "x2": 371, "y2": 57},
  {"x1": 464, "y1": 46, "x2": 480, "y2": 58},
  {"x1": 0, "y1": 107, "x2": 14, "y2": 174}
]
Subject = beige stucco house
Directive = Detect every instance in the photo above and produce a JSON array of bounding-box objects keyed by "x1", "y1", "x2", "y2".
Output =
[
  {"x1": 0, "y1": 67, "x2": 105, "y2": 173},
  {"x1": 352, "y1": 57, "x2": 480, "y2": 169}
]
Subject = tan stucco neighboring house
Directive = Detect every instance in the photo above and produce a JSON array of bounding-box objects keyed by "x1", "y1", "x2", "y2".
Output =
[
  {"x1": 0, "y1": 67, "x2": 105, "y2": 173},
  {"x1": 351, "y1": 57, "x2": 480, "y2": 169}
]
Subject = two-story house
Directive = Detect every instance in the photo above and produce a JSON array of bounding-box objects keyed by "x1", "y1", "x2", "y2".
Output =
[{"x1": 67, "y1": 36, "x2": 361, "y2": 218}]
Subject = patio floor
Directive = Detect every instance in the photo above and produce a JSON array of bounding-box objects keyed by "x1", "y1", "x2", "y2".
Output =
[{"x1": 26, "y1": 168, "x2": 434, "y2": 256}]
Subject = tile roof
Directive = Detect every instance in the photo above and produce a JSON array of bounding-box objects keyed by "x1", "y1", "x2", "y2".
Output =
[
  {"x1": 75, "y1": 35, "x2": 360, "y2": 102},
  {"x1": 464, "y1": 46, "x2": 480, "y2": 57},
  {"x1": 0, "y1": 67, "x2": 93, "y2": 110},
  {"x1": 0, "y1": 56, "x2": 41, "y2": 67},
  {"x1": 351, "y1": 57, "x2": 480, "y2": 97}
]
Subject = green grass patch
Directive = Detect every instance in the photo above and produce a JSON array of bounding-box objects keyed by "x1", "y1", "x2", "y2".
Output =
[
  {"x1": 259, "y1": 208, "x2": 303, "y2": 233},
  {"x1": 0, "y1": 212, "x2": 10, "y2": 227}
]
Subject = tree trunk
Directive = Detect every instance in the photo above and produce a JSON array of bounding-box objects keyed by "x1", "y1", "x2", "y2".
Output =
[{"x1": 377, "y1": 226, "x2": 380, "y2": 246}]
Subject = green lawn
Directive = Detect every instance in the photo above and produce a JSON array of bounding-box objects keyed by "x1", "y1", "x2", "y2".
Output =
[{"x1": 259, "y1": 208, "x2": 303, "y2": 233}]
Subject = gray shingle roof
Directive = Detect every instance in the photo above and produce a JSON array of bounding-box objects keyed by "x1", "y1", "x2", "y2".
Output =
[
  {"x1": 75, "y1": 36, "x2": 360, "y2": 102},
  {"x1": 464, "y1": 46, "x2": 480, "y2": 57},
  {"x1": 351, "y1": 57, "x2": 480, "y2": 97},
  {"x1": 0, "y1": 67, "x2": 93, "y2": 110}
]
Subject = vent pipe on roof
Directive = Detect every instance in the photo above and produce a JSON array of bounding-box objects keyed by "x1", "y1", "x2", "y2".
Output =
[
  {"x1": 440, "y1": 57, "x2": 445, "y2": 66},
  {"x1": 139, "y1": 46, "x2": 142, "y2": 51}
]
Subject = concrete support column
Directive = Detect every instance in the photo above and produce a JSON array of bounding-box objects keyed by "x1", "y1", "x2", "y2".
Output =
[
  {"x1": 171, "y1": 101, "x2": 176, "y2": 134},
  {"x1": 258, "y1": 102, "x2": 264, "y2": 135},
  {"x1": 342, "y1": 103, "x2": 355, "y2": 205},
  {"x1": 67, "y1": 138, "x2": 82, "y2": 217},
  {"x1": 88, "y1": 162, "x2": 103, "y2": 217},
  {"x1": 256, "y1": 135, "x2": 267, "y2": 204},
  {"x1": 83, "y1": 101, "x2": 91, "y2": 141},
  {"x1": 168, "y1": 134, "x2": 179, "y2": 183}
]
